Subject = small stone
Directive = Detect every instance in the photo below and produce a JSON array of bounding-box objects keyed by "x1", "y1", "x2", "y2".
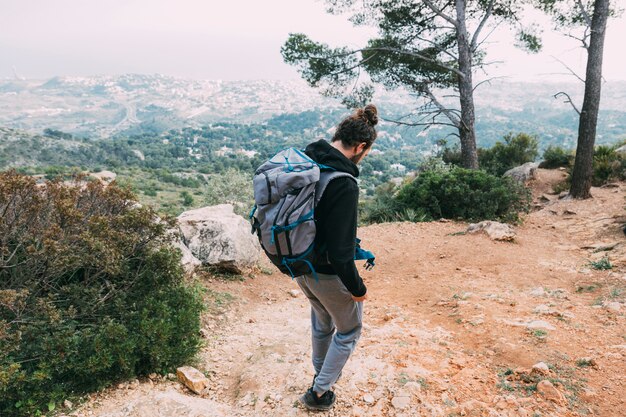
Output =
[
  {"x1": 288, "y1": 289, "x2": 301, "y2": 298},
  {"x1": 604, "y1": 302, "x2": 622, "y2": 311},
  {"x1": 352, "y1": 406, "x2": 365, "y2": 416},
  {"x1": 148, "y1": 373, "x2": 158, "y2": 380},
  {"x1": 531, "y1": 362, "x2": 550, "y2": 375},
  {"x1": 533, "y1": 304, "x2": 552, "y2": 314},
  {"x1": 403, "y1": 381, "x2": 422, "y2": 395},
  {"x1": 176, "y1": 366, "x2": 210, "y2": 394},
  {"x1": 248, "y1": 318, "x2": 256, "y2": 323},
  {"x1": 391, "y1": 395, "x2": 411, "y2": 410},
  {"x1": 537, "y1": 380, "x2": 565, "y2": 405},
  {"x1": 526, "y1": 320, "x2": 556, "y2": 330},
  {"x1": 580, "y1": 388, "x2": 598, "y2": 402},
  {"x1": 363, "y1": 393, "x2": 375, "y2": 405},
  {"x1": 529, "y1": 287, "x2": 546, "y2": 297},
  {"x1": 577, "y1": 357, "x2": 598, "y2": 368},
  {"x1": 63, "y1": 400, "x2": 73, "y2": 409}
]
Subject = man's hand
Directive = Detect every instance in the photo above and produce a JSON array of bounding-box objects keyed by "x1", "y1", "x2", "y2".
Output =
[{"x1": 352, "y1": 294, "x2": 367, "y2": 302}]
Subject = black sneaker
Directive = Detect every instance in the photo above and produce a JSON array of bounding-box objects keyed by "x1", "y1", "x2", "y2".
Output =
[{"x1": 300, "y1": 387, "x2": 336, "y2": 411}]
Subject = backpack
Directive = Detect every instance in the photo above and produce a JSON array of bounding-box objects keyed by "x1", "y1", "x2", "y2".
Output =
[{"x1": 250, "y1": 147, "x2": 375, "y2": 279}]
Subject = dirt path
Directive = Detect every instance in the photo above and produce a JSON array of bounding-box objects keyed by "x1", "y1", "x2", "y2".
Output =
[{"x1": 78, "y1": 170, "x2": 625, "y2": 417}]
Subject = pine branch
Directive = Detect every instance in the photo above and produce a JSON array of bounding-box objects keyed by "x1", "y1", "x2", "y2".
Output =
[
  {"x1": 554, "y1": 91, "x2": 581, "y2": 115},
  {"x1": 470, "y1": 0, "x2": 495, "y2": 52}
]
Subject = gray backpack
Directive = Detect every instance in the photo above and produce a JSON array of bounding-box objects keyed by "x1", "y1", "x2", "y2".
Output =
[{"x1": 250, "y1": 148, "x2": 355, "y2": 278}]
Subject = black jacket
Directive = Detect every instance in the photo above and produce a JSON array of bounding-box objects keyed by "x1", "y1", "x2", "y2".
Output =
[{"x1": 304, "y1": 139, "x2": 367, "y2": 297}]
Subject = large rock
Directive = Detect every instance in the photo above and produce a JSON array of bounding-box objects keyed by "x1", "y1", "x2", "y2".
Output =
[
  {"x1": 503, "y1": 162, "x2": 540, "y2": 183},
  {"x1": 172, "y1": 239, "x2": 202, "y2": 272},
  {"x1": 466, "y1": 221, "x2": 515, "y2": 241},
  {"x1": 176, "y1": 366, "x2": 210, "y2": 395},
  {"x1": 536, "y1": 380, "x2": 566, "y2": 405},
  {"x1": 178, "y1": 204, "x2": 260, "y2": 273}
]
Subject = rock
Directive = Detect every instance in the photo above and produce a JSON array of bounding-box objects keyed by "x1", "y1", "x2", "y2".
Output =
[
  {"x1": 391, "y1": 394, "x2": 411, "y2": 410},
  {"x1": 604, "y1": 301, "x2": 622, "y2": 311},
  {"x1": 352, "y1": 406, "x2": 366, "y2": 416},
  {"x1": 533, "y1": 304, "x2": 552, "y2": 314},
  {"x1": 288, "y1": 289, "x2": 301, "y2": 298},
  {"x1": 577, "y1": 357, "x2": 598, "y2": 368},
  {"x1": 529, "y1": 287, "x2": 546, "y2": 297},
  {"x1": 580, "y1": 388, "x2": 598, "y2": 402},
  {"x1": 403, "y1": 381, "x2": 422, "y2": 395},
  {"x1": 526, "y1": 320, "x2": 556, "y2": 331},
  {"x1": 177, "y1": 204, "x2": 261, "y2": 273},
  {"x1": 537, "y1": 380, "x2": 565, "y2": 405},
  {"x1": 581, "y1": 242, "x2": 621, "y2": 252},
  {"x1": 466, "y1": 221, "x2": 515, "y2": 241},
  {"x1": 615, "y1": 144, "x2": 626, "y2": 155},
  {"x1": 176, "y1": 366, "x2": 210, "y2": 394},
  {"x1": 63, "y1": 400, "x2": 73, "y2": 409},
  {"x1": 363, "y1": 393, "x2": 376, "y2": 405},
  {"x1": 148, "y1": 373, "x2": 158, "y2": 380},
  {"x1": 172, "y1": 238, "x2": 202, "y2": 272},
  {"x1": 503, "y1": 162, "x2": 540, "y2": 183},
  {"x1": 531, "y1": 362, "x2": 550, "y2": 375}
]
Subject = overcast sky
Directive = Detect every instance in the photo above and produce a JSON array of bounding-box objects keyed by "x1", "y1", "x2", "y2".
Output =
[{"x1": 1, "y1": 0, "x2": 625, "y2": 81}]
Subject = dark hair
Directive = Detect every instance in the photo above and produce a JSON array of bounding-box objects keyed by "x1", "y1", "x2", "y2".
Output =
[{"x1": 332, "y1": 104, "x2": 378, "y2": 149}]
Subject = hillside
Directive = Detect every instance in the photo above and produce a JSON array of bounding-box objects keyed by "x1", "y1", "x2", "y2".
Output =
[
  {"x1": 74, "y1": 171, "x2": 625, "y2": 417},
  {"x1": 1, "y1": 75, "x2": 624, "y2": 149}
]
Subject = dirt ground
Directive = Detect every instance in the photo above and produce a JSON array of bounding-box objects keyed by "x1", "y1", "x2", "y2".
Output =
[{"x1": 75, "y1": 169, "x2": 625, "y2": 417}]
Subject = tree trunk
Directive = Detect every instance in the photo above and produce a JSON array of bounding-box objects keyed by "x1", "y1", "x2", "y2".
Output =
[
  {"x1": 455, "y1": 0, "x2": 479, "y2": 169},
  {"x1": 569, "y1": 0, "x2": 610, "y2": 199}
]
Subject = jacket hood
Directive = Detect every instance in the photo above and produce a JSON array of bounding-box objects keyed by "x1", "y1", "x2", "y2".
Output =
[{"x1": 304, "y1": 139, "x2": 359, "y2": 178}]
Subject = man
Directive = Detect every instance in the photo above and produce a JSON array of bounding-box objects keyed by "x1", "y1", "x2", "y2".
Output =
[{"x1": 297, "y1": 104, "x2": 378, "y2": 411}]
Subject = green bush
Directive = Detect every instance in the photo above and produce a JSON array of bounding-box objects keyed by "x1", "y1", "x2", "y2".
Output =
[
  {"x1": 438, "y1": 133, "x2": 539, "y2": 176},
  {"x1": 478, "y1": 133, "x2": 539, "y2": 176},
  {"x1": 540, "y1": 145, "x2": 573, "y2": 169},
  {"x1": 0, "y1": 171, "x2": 204, "y2": 416},
  {"x1": 592, "y1": 143, "x2": 626, "y2": 186},
  {"x1": 394, "y1": 167, "x2": 531, "y2": 223},
  {"x1": 361, "y1": 182, "x2": 429, "y2": 224}
]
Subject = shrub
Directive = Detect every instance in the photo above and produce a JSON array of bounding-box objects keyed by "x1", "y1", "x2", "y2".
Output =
[
  {"x1": 592, "y1": 144, "x2": 625, "y2": 186},
  {"x1": 361, "y1": 182, "x2": 429, "y2": 224},
  {"x1": 395, "y1": 167, "x2": 531, "y2": 223},
  {"x1": 0, "y1": 171, "x2": 204, "y2": 416},
  {"x1": 479, "y1": 133, "x2": 539, "y2": 176},
  {"x1": 540, "y1": 145, "x2": 572, "y2": 169},
  {"x1": 438, "y1": 133, "x2": 539, "y2": 176}
]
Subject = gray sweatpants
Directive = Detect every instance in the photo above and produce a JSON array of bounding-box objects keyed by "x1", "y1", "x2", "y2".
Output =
[{"x1": 295, "y1": 272, "x2": 363, "y2": 395}]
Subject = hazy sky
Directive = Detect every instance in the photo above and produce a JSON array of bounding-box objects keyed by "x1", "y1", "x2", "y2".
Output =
[{"x1": 1, "y1": 0, "x2": 625, "y2": 81}]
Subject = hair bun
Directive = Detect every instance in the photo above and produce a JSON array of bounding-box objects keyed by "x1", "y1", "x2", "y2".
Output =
[{"x1": 363, "y1": 104, "x2": 378, "y2": 126}]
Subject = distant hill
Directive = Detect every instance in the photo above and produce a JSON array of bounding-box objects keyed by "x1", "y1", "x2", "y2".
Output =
[{"x1": 0, "y1": 74, "x2": 624, "y2": 148}]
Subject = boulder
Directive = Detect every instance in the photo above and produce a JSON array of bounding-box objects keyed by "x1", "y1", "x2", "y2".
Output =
[
  {"x1": 503, "y1": 162, "x2": 540, "y2": 183},
  {"x1": 172, "y1": 238, "x2": 202, "y2": 272},
  {"x1": 177, "y1": 204, "x2": 260, "y2": 273},
  {"x1": 536, "y1": 380, "x2": 565, "y2": 405},
  {"x1": 466, "y1": 221, "x2": 515, "y2": 241}
]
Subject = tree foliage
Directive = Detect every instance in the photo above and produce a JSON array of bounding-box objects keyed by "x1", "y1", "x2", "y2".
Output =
[{"x1": 282, "y1": 0, "x2": 542, "y2": 168}]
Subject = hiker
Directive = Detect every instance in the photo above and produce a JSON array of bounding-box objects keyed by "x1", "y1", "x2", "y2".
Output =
[{"x1": 297, "y1": 104, "x2": 378, "y2": 411}]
